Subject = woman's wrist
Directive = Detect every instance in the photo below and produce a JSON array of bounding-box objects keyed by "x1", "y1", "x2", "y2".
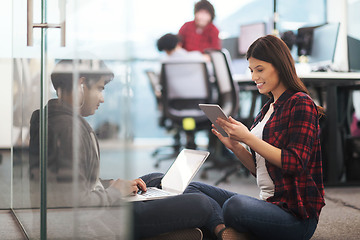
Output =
[
  {"x1": 241, "y1": 131, "x2": 256, "y2": 147},
  {"x1": 227, "y1": 141, "x2": 241, "y2": 152},
  {"x1": 230, "y1": 141, "x2": 247, "y2": 154}
]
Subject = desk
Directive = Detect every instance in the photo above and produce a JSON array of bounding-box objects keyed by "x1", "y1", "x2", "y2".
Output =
[{"x1": 233, "y1": 72, "x2": 360, "y2": 185}]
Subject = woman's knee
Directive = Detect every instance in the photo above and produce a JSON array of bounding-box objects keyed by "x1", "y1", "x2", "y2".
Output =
[{"x1": 223, "y1": 195, "x2": 250, "y2": 223}]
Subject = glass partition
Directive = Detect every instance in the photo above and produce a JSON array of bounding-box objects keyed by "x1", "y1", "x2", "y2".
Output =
[
  {"x1": 12, "y1": 0, "x2": 134, "y2": 239},
  {"x1": 0, "y1": 0, "x2": 12, "y2": 211},
  {"x1": 6, "y1": 0, "x2": 331, "y2": 239},
  {"x1": 12, "y1": 0, "x2": 42, "y2": 237}
]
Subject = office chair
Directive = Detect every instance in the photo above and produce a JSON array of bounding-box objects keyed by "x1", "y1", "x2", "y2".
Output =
[
  {"x1": 145, "y1": 70, "x2": 182, "y2": 167},
  {"x1": 201, "y1": 49, "x2": 250, "y2": 185},
  {"x1": 159, "y1": 61, "x2": 213, "y2": 164}
]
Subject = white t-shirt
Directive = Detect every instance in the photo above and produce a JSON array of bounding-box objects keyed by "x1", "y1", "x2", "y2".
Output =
[
  {"x1": 250, "y1": 103, "x2": 275, "y2": 200},
  {"x1": 162, "y1": 48, "x2": 204, "y2": 62}
]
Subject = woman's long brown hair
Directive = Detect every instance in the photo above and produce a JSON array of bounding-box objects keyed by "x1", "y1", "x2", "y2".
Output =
[{"x1": 246, "y1": 34, "x2": 325, "y2": 116}]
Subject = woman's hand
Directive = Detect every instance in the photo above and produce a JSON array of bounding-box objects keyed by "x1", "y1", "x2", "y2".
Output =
[
  {"x1": 211, "y1": 123, "x2": 240, "y2": 152},
  {"x1": 216, "y1": 116, "x2": 283, "y2": 169},
  {"x1": 212, "y1": 120, "x2": 256, "y2": 174},
  {"x1": 216, "y1": 116, "x2": 251, "y2": 143}
]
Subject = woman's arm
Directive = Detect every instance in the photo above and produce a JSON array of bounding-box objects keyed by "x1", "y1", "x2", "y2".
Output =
[
  {"x1": 216, "y1": 117, "x2": 282, "y2": 168},
  {"x1": 242, "y1": 131, "x2": 282, "y2": 168},
  {"x1": 211, "y1": 125, "x2": 256, "y2": 174},
  {"x1": 217, "y1": 95, "x2": 319, "y2": 172}
]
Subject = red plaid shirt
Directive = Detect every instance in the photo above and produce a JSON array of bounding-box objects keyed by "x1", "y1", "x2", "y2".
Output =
[
  {"x1": 178, "y1": 21, "x2": 221, "y2": 53},
  {"x1": 251, "y1": 90, "x2": 325, "y2": 220}
]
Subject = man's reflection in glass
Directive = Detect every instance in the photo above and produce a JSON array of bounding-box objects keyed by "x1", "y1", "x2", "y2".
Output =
[{"x1": 28, "y1": 59, "x2": 211, "y2": 239}]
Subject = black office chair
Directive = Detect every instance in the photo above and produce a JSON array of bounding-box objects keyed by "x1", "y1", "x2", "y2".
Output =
[
  {"x1": 201, "y1": 49, "x2": 250, "y2": 185},
  {"x1": 145, "y1": 70, "x2": 182, "y2": 166},
  {"x1": 159, "y1": 61, "x2": 213, "y2": 165}
]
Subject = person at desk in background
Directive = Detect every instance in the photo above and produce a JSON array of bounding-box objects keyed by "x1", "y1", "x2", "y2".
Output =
[
  {"x1": 29, "y1": 59, "x2": 212, "y2": 240},
  {"x1": 157, "y1": 33, "x2": 205, "y2": 61},
  {"x1": 157, "y1": 33, "x2": 213, "y2": 74},
  {"x1": 178, "y1": 0, "x2": 221, "y2": 54},
  {"x1": 184, "y1": 35, "x2": 325, "y2": 240}
]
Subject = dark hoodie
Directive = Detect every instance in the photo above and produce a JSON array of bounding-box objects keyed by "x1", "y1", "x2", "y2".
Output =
[{"x1": 29, "y1": 99, "x2": 122, "y2": 207}]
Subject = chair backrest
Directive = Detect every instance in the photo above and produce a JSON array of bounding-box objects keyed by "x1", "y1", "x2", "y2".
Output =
[
  {"x1": 206, "y1": 49, "x2": 239, "y2": 117},
  {"x1": 160, "y1": 61, "x2": 212, "y2": 122}
]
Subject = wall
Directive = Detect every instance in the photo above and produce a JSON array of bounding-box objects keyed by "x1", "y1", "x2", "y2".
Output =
[
  {"x1": 327, "y1": 0, "x2": 349, "y2": 71},
  {"x1": 0, "y1": 0, "x2": 12, "y2": 148},
  {"x1": 0, "y1": 60, "x2": 12, "y2": 148}
]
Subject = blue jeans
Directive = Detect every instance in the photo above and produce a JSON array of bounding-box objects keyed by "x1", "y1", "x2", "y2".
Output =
[
  {"x1": 133, "y1": 173, "x2": 212, "y2": 239},
  {"x1": 184, "y1": 182, "x2": 318, "y2": 240}
]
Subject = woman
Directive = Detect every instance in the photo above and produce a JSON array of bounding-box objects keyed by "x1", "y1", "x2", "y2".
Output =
[{"x1": 184, "y1": 35, "x2": 325, "y2": 240}]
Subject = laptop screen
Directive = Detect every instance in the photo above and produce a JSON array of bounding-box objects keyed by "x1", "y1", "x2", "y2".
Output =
[{"x1": 161, "y1": 149, "x2": 209, "y2": 193}]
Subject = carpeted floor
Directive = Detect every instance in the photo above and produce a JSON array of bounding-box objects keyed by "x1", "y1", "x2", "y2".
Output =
[{"x1": 1, "y1": 145, "x2": 360, "y2": 240}]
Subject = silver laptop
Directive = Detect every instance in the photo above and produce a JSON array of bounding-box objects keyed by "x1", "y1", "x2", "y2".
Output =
[{"x1": 126, "y1": 149, "x2": 209, "y2": 202}]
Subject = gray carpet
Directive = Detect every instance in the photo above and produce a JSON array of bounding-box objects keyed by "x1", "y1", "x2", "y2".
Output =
[{"x1": 0, "y1": 210, "x2": 26, "y2": 240}]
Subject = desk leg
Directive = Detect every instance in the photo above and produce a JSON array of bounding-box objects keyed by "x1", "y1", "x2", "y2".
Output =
[{"x1": 325, "y1": 85, "x2": 343, "y2": 185}]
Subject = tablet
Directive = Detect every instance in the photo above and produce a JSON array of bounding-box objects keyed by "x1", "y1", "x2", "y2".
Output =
[{"x1": 199, "y1": 104, "x2": 229, "y2": 137}]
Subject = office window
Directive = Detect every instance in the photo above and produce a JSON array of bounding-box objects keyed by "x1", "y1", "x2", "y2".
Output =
[
  {"x1": 216, "y1": 0, "x2": 273, "y2": 39},
  {"x1": 126, "y1": 0, "x2": 274, "y2": 138},
  {"x1": 130, "y1": 0, "x2": 272, "y2": 59},
  {"x1": 277, "y1": 0, "x2": 327, "y2": 31}
]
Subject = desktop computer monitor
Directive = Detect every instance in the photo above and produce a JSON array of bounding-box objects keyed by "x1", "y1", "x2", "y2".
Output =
[
  {"x1": 238, "y1": 22, "x2": 266, "y2": 55},
  {"x1": 347, "y1": 35, "x2": 360, "y2": 72},
  {"x1": 222, "y1": 37, "x2": 239, "y2": 60},
  {"x1": 296, "y1": 25, "x2": 319, "y2": 56},
  {"x1": 308, "y1": 22, "x2": 340, "y2": 68}
]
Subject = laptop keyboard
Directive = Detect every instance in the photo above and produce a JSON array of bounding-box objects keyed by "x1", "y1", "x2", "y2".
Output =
[{"x1": 140, "y1": 188, "x2": 172, "y2": 197}]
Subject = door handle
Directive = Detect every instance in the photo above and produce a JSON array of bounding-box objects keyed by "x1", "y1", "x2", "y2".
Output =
[{"x1": 27, "y1": 0, "x2": 66, "y2": 46}]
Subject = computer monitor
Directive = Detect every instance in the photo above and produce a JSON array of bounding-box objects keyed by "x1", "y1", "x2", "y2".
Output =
[
  {"x1": 308, "y1": 22, "x2": 340, "y2": 67},
  {"x1": 221, "y1": 37, "x2": 239, "y2": 59},
  {"x1": 238, "y1": 22, "x2": 266, "y2": 55},
  {"x1": 347, "y1": 35, "x2": 360, "y2": 72},
  {"x1": 296, "y1": 25, "x2": 319, "y2": 56}
]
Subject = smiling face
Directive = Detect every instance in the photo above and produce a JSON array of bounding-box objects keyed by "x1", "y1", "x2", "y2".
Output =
[
  {"x1": 80, "y1": 78, "x2": 105, "y2": 117},
  {"x1": 248, "y1": 57, "x2": 287, "y2": 101}
]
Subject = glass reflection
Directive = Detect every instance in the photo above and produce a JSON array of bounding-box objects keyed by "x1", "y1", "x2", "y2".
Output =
[
  {"x1": 29, "y1": 59, "x2": 116, "y2": 207},
  {"x1": 29, "y1": 59, "x2": 130, "y2": 239}
]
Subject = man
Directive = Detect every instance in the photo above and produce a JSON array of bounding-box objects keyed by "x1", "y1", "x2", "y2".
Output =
[
  {"x1": 157, "y1": 33, "x2": 205, "y2": 61},
  {"x1": 29, "y1": 59, "x2": 211, "y2": 239},
  {"x1": 178, "y1": 0, "x2": 221, "y2": 53}
]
